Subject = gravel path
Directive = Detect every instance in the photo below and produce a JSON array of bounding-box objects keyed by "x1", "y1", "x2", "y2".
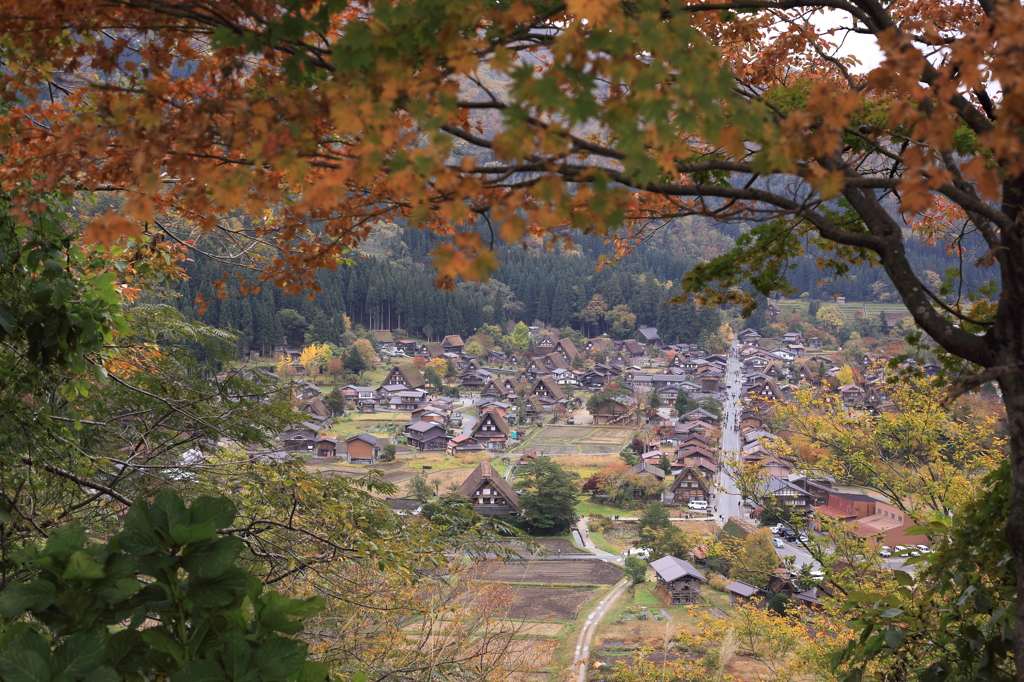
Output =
[{"x1": 573, "y1": 578, "x2": 630, "y2": 682}]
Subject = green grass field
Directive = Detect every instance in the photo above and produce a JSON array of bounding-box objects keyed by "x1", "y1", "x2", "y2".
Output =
[
  {"x1": 576, "y1": 496, "x2": 632, "y2": 519},
  {"x1": 589, "y1": 530, "x2": 624, "y2": 554},
  {"x1": 511, "y1": 425, "x2": 633, "y2": 455},
  {"x1": 323, "y1": 412, "x2": 408, "y2": 440}
]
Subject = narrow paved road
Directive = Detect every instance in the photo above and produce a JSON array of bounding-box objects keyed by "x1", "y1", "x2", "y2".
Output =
[
  {"x1": 569, "y1": 518, "x2": 630, "y2": 681},
  {"x1": 574, "y1": 516, "x2": 623, "y2": 563},
  {"x1": 573, "y1": 578, "x2": 630, "y2": 682},
  {"x1": 716, "y1": 338, "x2": 744, "y2": 526}
]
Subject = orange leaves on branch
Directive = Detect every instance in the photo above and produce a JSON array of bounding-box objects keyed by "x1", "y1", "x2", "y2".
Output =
[
  {"x1": 566, "y1": 0, "x2": 618, "y2": 24},
  {"x1": 430, "y1": 231, "x2": 500, "y2": 289},
  {"x1": 909, "y1": 195, "x2": 969, "y2": 252},
  {"x1": 961, "y1": 156, "x2": 1001, "y2": 201},
  {"x1": 84, "y1": 211, "x2": 143, "y2": 247},
  {"x1": 805, "y1": 163, "x2": 846, "y2": 199}
]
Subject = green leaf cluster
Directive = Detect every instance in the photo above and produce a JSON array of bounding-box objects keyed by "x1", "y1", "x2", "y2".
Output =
[
  {"x1": 516, "y1": 457, "x2": 580, "y2": 533},
  {"x1": 0, "y1": 491, "x2": 329, "y2": 682},
  {"x1": 834, "y1": 461, "x2": 1015, "y2": 682},
  {"x1": 0, "y1": 203, "x2": 127, "y2": 391}
]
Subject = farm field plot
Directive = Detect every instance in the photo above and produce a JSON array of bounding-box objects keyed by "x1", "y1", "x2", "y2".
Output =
[
  {"x1": 401, "y1": 621, "x2": 564, "y2": 637},
  {"x1": 512, "y1": 426, "x2": 633, "y2": 455},
  {"x1": 325, "y1": 414, "x2": 407, "y2": 440},
  {"x1": 775, "y1": 299, "x2": 910, "y2": 317},
  {"x1": 536, "y1": 538, "x2": 586, "y2": 554},
  {"x1": 505, "y1": 587, "x2": 595, "y2": 621},
  {"x1": 478, "y1": 559, "x2": 623, "y2": 585},
  {"x1": 508, "y1": 538, "x2": 589, "y2": 557},
  {"x1": 594, "y1": 584, "x2": 732, "y2": 644},
  {"x1": 395, "y1": 466, "x2": 475, "y2": 496}
]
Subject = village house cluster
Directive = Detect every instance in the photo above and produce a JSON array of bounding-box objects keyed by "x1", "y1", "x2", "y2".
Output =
[{"x1": 272, "y1": 321, "x2": 934, "y2": 560}]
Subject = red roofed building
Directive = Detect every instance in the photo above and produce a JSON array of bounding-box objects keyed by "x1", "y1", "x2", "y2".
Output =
[{"x1": 851, "y1": 497, "x2": 930, "y2": 549}]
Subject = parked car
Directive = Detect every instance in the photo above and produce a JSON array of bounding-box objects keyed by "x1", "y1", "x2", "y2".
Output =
[
  {"x1": 916, "y1": 545, "x2": 931, "y2": 554},
  {"x1": 894, "y1": 545, "x2": 908, "y2": 554},
  {"x1": 687, "y1": 500, "x2": 709, "y2": 511},
  {"x1": 781, "y1": 531, "x2": 798, "y2": 542},
  {"x1": 772, "y1": 538, "x2": 785, "y2": 549},
  {"x1": 878, "y1": 546, "x2": 892, "y2": 557},
  {"x1": 798, "y1": 534, "x2": 809, "y2": 543},
  {"x1": 770, "y1": 524, "x2": 784, "y2": 534}
]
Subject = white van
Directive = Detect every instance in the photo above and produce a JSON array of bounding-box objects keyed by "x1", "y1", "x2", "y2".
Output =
[{"x1": 687, "y1": 500, "x2": 709, "y2": 511}]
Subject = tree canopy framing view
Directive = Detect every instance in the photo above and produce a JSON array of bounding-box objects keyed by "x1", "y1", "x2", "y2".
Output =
[{"x1": 0, "y1": 0, "x2": 1023, "y2": 679}]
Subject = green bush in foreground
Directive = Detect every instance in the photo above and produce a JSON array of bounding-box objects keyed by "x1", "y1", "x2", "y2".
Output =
[{"x1": 0, "y1": 490, "x2": 331, "y2": 682}]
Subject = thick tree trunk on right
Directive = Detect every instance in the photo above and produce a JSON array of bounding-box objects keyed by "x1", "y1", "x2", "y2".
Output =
[{"x1": 1001, "y1": 374, "x2": 1024, "y2": 681}]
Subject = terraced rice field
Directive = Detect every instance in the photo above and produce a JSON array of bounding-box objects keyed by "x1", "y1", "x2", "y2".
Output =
[{"x1": 511, "y1": 425, "x2": 633, "y2": 455}]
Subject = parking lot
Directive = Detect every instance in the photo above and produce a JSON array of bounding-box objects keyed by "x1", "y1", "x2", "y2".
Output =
[{"x1": 770, "y1": 532, "x2": 909, "y2": 571}]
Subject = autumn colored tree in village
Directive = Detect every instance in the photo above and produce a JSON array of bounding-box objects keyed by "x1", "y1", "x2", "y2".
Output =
[{"x1": 2, "y1": 0, "x2": 1024, "y2": 675}]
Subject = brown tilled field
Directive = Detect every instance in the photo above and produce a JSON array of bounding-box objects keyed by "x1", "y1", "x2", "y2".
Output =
[
  {"x1": 670, "y1": 520, "x2": 719, "y2": 538},
  {"x1": 505, "y1": 587, "x2": 595, "y2": 621},
  {"x1": 478, "y1": 559, "x2": 624, "y2": 585},
  {"x1": 535, "y1": 538, "x2": 586, "y2": 554}
]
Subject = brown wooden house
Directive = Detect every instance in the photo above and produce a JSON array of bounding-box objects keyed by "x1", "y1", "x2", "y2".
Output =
[
  {"x1": 441, "y1": 335, "x2": 465, "y2": 354},
  {"x1": 666, "y1": 466, "x2": 712, "y2": 506},
  {"x1": 456, "y1": 462, "x2": 520, "y2": 516},
  {"x1": 404, "y1": 421, "x2": 449, "y2": 451},
  {"x1": 534, "y1": 333, "x2": 558, "y2": 354},
  {"x1": 314, "y1": 436, "x2": 338, "y2": 457},
  {"x1": 446, "y1": 434, "x2": 485, "y2": 455},
  {"x1": 470, "y1": 409, "x2": 511, "y2": 449},
  {"x1": 345, "y1": 434, "x2": 380, "y2": 463},
  {"x1": 529, "y1": 376, "x2": 566, "y2": 402},
  {"x1": 380, "y1": 364, "x2": 426, "y2": 391},
  {"x1": 371, "y1": 330, "x2": 395, "y2": 347},
  {"x1": 589, "y1": 395, "x2": 636, "y2": 425},
  {"x1": 679, "y1": 408, "x2": 720, "y2": 425},
  {"x1": 651, "y1": 556, "x2": 706, "y2": 605},
  {"x1": 724, "y1": 581, "x2": 761, "y2": 606},
  {"x1": 480, "y1": 378, "x2": 510, "y2": 400},
  {"x1": 553, "y1": 338, "x2": 579, "y2": 363}
]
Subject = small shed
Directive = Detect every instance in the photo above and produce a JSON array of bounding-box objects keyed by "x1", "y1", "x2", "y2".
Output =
[
  {"x1": 650, "y1": 556, "x2": 706, "y2": 605},
  {"x1": 724, "y1": 580, "x2": 760, "y2": 606},
  {"x1": 314, "y1": 436, "x2": 338, "y2": 457}
]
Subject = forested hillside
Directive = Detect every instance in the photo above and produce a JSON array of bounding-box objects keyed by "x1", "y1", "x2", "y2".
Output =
[{"x1": 169, "y1": 218, "x2": 989, "y2": 354}]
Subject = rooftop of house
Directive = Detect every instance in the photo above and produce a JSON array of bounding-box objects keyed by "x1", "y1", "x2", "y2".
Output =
[
  {"x1": 725, "y1": 581, "x2": 760, "y2": 597},
  {"x1": 650, "y1": 556, "x2": 707, "y2": 583},
  {"x1": 346, "y1": 433, "x2": 379, "y2": 446}
]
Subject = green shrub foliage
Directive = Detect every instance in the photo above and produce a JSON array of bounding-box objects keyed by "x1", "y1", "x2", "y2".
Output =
[{"x1": 0, "y1": 490, "x2": 330, "y2": 682}]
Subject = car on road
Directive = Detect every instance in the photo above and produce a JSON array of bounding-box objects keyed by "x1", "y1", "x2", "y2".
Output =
[
  {"x1": 781, "y1": 530, "x2": 798, "y2": 542},
  {"x1": 798, "y1": 535, "x2": 809, "y2": 543},
  {"x1": 878, "y1": 545, "x2": 892, "y2": 557},
  {"x1": 772, "y1": 538, "x2": 785, "y2": 549},
  {"x1": 687, "y1": 500, "x2": 709, "y2": 511},
  {"x1": 916, "y1": 545, "x2": 931, "y2": 554},
  {"x1": 770, "y1": 524, "x2": 785, "y2": 535}
]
